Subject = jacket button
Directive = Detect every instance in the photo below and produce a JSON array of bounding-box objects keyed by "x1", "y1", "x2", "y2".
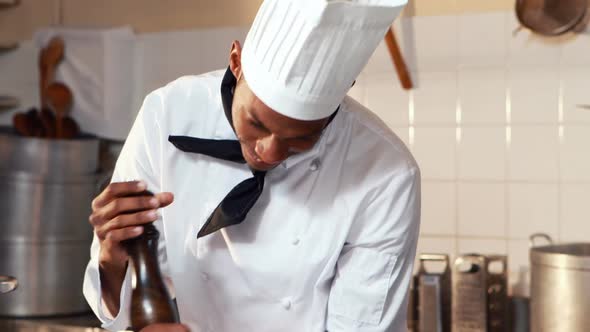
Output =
[
  {"x1": 309, "y1": 159, "x2": 320, "y2": 171},
  {"x1": 281, "y1": 298, "x2": 292, "y2": 310},
  {"x1": 201, "y1": 272, "x2": 209, "y2": 281},
  {"x1": 292, "y1": 238, "x2": 300, "y2": 245}
]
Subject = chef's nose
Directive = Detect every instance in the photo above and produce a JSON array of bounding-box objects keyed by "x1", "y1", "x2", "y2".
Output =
[{"x1": 255, "y1": 135, "x2": 288, "y2": 165}]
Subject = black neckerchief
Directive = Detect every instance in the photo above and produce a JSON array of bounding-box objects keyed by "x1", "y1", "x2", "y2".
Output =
[{"x1": 169, "y1": 67, "x2": 338, "y2": 238}]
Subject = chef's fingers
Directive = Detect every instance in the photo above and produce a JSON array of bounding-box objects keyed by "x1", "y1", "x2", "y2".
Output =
[
  {"x1": 99, "y1": 195, "x2": 160, "y2": 222},
  {"x1": 89, "y1": 192, "x2": 173, "y2": 228},
  {"x1": 95, "y1": 210, "x2": 158, "y2": 240},
  {"x1": 155, "y1": 192, "x2": 174, "y2": 208},
  {"x1": 102, "y1": 225, "x2": 145, "y2": 243},
  {"x1": 92, "y1": 181, "x2": 148, "y2": 210},
  {"x1": 139, "y1": 323, "x2": 191, "y2": 332}
]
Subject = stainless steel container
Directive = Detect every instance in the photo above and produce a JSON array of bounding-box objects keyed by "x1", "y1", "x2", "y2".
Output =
[
  {"x1": 452, "y1": 254, "x2": 508, "y2": 332},
  {"x1": 530, "y1": 233, "x2": 590, "y2": 332},
  {"x1": 417, "y1": 254, "x2": 451, "y2": 332},
  {"x1": 0, "y1": 128, "x2": 101, "y2": 316}
]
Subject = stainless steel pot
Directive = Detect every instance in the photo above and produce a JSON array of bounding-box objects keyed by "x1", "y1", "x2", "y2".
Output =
[
  {"x1": 530, "y1": 233, "x2": 590, "y2": 332},
  {"x1": 0, "y1": 128, "x2": 101, "y2": 316}
]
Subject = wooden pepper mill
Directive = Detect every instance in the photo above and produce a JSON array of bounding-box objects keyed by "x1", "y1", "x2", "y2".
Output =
[{"x1": 123, "y1": 191, "x2": 179, "y2": 331}]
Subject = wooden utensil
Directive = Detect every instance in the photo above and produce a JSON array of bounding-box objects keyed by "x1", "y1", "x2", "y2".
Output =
[
  {"x1": 39, "y1": 107, "x2": 57, "y2": 138},
  {"x1": 12, "y1": 112, "x2": 33, "y2": 137},
  {"x1": 61, "y1": 116, "x2": 80, "y2": 139},
  {"x1": 46, "y1": 83, "x2": 73, "y2": 139},
  {"x1": 13, "y1": 108, "x2": 44, "y2": 137},
  {"x1": 39, "y1": 37, "x2": 65, "y2": 109},
  {"x1": 384, "y1": 27, "x2": 413, "y2": 90}
]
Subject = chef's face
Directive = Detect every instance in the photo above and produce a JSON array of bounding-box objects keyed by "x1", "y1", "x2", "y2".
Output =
[{"x1": 229, "y1": 41, "x2": 330, "y2": 171}]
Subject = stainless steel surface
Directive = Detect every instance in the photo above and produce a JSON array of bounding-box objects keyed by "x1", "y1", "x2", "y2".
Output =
[
  {"x1": 420, "y1": 275, "x2": 443, "y2": 332},
  {"x1": 0, "y1": 127, "x2": 99, "y2": 176},
  {"x1": 453, "y1": 254, "x2": 488, "y2": 332},
  {"x1": 452, "y1": 254, "x2": 508, "y2": 332},
  {"x1": 529, "y1": 233, "x2": 590, "y2": 332},
  {"x1": 0, "y1": 129, "x2": 101, "y2": 316},
  {"x1": 407, "y1": 276, "x2": 417, "y2": 332},
  {"x1": 0, "y1": 313, "x2": 104, "y2": 331},
  {"x1": 0, "y1": 275, "x2": 18, "y2": 293},
  {"x1": 485, "y1": 256, "x2": 508, "y2": 332},
  {"x1": 417, "y1": 253, "x2": 451, "y2": 332}
]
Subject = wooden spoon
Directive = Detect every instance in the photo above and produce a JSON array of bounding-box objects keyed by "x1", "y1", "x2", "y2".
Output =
[
  {"x1": 61, "y1": 116, "x2": 81, "y2": 139},
  {"x1": 39, "y1": 107, "x2": 56, "y2": 138},
  {"x1": 384, "y1": 27, "x2": 413, "y2": 90},
  {"x1": 39, "y1": 37, "x2": 65, "y2": 109},
  {"x1": 44, "y1": 37, "x2": 65, "y2": 86},
  {"x1": 46, "y1": 83, "x2": 73, "y2": 139},
  {"x1": 12, "y1": 112, "x2": 33, "y2": 137}
]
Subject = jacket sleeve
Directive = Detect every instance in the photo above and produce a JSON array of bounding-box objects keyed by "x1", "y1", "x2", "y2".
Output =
[
  {"x1": 326, "y1": 166, "x2": 421, "y2": 332},
  {"x1": 82, "y1": 90, "x2": 171, "y2": 331}
]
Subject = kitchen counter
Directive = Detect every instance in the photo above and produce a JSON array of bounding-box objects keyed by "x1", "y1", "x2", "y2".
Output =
[{"x1": 0, "y1": 313, "x2": 105, "y2": 332}]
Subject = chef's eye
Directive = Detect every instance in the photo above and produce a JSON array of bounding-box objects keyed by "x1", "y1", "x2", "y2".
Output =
[{"x1": 249, "y1": 120, "x2": 265, "y2": 130}]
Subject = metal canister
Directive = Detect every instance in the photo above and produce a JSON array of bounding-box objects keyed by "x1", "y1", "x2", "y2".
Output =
[
  {"x1": 452, "y1": 254, "x2": 508, "y2": 332},
  {"x1": 0, "y1": 128, "x2": 101, "y2": 316},
  {"x1": 530, "y1": 233, "x2": 590, "y2": 332},
  {"x1": 416, "y1": 253, "x2": 451, "y2": 332}
]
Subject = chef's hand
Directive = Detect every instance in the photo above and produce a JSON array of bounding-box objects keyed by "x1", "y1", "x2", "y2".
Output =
[
  {"x1": 89, "y1": 180, "x2": 174, "y2": 316},
  {"x1": 139, "y1": 323, "x2": 190, "y2": 332}
]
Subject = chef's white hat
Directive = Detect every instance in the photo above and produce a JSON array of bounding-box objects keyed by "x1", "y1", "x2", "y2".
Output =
[{"x1": 241, "y1": 0, "x2": 407, "y2": 121}]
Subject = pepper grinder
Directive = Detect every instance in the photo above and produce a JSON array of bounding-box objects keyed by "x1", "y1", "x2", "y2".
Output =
[{"x1": 123, "y1": 191, "x2": 179, "y2": 331}]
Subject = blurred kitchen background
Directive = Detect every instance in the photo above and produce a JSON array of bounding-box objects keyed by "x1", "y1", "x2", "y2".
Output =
[{"x1": 1, "y1": 0, "x2": 589, "y2": 331}]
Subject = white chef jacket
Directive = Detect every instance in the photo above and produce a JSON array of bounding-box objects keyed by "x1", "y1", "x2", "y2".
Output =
[{"x1": 83, "y1": 69, "x2": 421, "y2": 332}]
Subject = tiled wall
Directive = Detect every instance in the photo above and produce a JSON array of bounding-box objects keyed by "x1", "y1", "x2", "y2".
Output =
[
  {"x1": 350, "y1": 12, "x2": 590, "y2": 295},
  {"x1": 2, "y1": 12, "x2": 589, "y2": 295}
]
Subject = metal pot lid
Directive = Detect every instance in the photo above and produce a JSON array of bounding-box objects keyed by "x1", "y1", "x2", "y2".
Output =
[{"x1": 530, "y1": 243, "x2": 590, "y2": 270}]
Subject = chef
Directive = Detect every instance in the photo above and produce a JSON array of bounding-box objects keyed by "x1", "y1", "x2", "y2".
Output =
[{"x1": 83, "y1": 0, "x2": 420, "y2": 331}]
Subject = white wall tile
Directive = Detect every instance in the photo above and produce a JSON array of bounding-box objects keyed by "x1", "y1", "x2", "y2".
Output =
[
  {"x1": 412, "y1": 127, "x2": 456, "y2": 179},
  {"x1": 413, "y1": 71, "x2": 457, "y2": 125},
  {"x1": 458, "y1": 127, "x2": 506, "y2": 180},
  {"x1": 391, "y1": 127, "x2": 410, "y2": 148},
  {"x1": 562, "y1": 32, "x2": 590, "y2": 65},
  {"x1": 458, "y1": 68, "x2": 506, "y2": 124},
  {"x1": 508, "y1": 183, "x2": 559, "y2": 239},
  {"x1": 561, "y1": 66, "x2": 590, "y2": 124},
  {"x1": 507, "y1": 14, "x2": 564, "y2": 67},
  {"x1": 458, "y1": 13, "x2": 507, "y2": 67},
  {"x1": 509, "y1": 126, "x2": 559, "y2": 181},
  {"x1": 458, "y1": 182, "x2": 506, "y2": 237},
  {"x1": 415, "y1": 236, "x2": 456, "y2": 273},
  {"x1": 509, "y1": 68, "x2": 559, "y2": 124},
  {"x1": 421, "y1": 181, "x2": 456, "y2": 235},
  {"x1": 561, "y1": 125, "x2": 590, "y2": 182},
  {"x1": 365, "y1": 73, "x2": 410, "y2": 127},
  {"x1": 363, "y1": 19, "x2": 405, "y2": 75},
  {"x1": 507, "y1": 239, "x2": 531, "y2": 297},
  {"x1": 407, "y1": 15, "x2": 458, "y2": 71},
  {"x1": 457, "y1": 238, "x2": 507, "y2": 256},
  {"x1": 560, "y1": 183, "x2": 590, "y2": 242}
]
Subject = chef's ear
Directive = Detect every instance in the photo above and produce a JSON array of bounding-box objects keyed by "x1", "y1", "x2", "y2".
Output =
[{"x1": 229, "y1": 40, "x2": 243, "y2": 81}]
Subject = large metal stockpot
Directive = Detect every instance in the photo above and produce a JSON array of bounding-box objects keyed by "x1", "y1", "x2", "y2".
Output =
[
  {"x1": 0, "y1": 127, "x2": 101, "y2": 316},
  {"x1": 530, "y1": 233, "x2": 590, "y2": 332}
]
